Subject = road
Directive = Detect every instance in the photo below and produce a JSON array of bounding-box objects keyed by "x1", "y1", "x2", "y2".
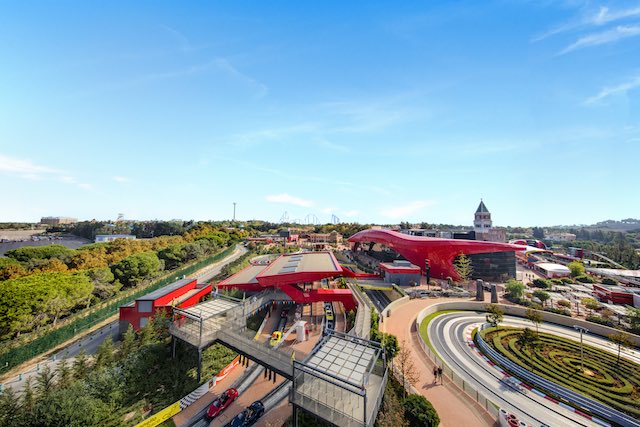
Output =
[
  {"x1": 1, "y1": 244, "x2": 248, "y2": 394},
  {"x1": 365, "y1": 289, "x2": 392, "y2": 313},
  {"x1": 428, "y1": 312, "x2": 634, "y2": 427}
]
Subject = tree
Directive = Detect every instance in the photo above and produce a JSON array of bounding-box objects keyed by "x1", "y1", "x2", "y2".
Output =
[
  {"x1": 381, "y1": 333, "x2": 400, "y2": 361},
  {"x1": 505, "y1": 279, "x2": 525, "y2": 301},
  {"x1": 56, "y1": 359, "x2": 73, "y2": 390},
  {"x1": 485, "y1": 304, "x2": 504, "y2": 327},
  {"x1": 627, "y1": 307, "x2": 640, "y2": 332},
  {"x1": 35, "y1": 364, "x2": 56, "y2": 396},
  {"x1": 139, "y1": 316, "x2": 156, "y2": 347},
  {"x1": 120, "y1": 324, "x2": 138, "y2": 360},
  {"x1": 568, "y1": 261, "x2": 585, "y2": 278},
  {"x1": 95, "y1": 337, "x2": 114, "y2": 369},
  {"x1": 525, "y1": 308, "x2": 543, "y2": 334},
  {"x1": 453, "y1": 253, "x2": 473, "y2": 285},
  {"x1": 609, "y1": 331, "x2": 633, "y2": 369},
  {"x1": 73, "y1": 350, "x2": 90, "y2": 379},
  {"x1": 396, "y1": 340, "x2": 420, "y2": 396},
  {"x1": 532, "y1": 290, "x2": 550, "y2": 307},
  {"x1": 403, "y1": 394, "x2": 440, "y2": 427},
  {"x1": 516, "y1": 328, "x2": 540, "y2": 352},
  {"x1": 0, "y1": 388, "x2": 22, "y2": 427},
  {"x1": 532, "y1": 227, "x2": 545, "y2": 240},
  {"x1": 22, "y1": 378, "x2": 35, "y2": 413},
  {"x1": 5, "y1": 244, "x2": 75, "y2": 263},
  {"x1": 582, "y1": 297, "x2": 600, "y2": 314},
  {"x1": 111, "y1": 251, "x2": 163, "y2": 287},
  {"x1": 157, "y1": 244, "x2": 185, "y2": 270}
]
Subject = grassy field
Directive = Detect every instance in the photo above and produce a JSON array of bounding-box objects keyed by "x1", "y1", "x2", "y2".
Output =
[{"x1": 418, "y1": 310, "x2": 461, "y2": 353}]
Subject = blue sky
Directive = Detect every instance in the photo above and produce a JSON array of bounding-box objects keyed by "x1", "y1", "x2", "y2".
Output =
[{"x1": 1, "y1": 1, "x2": 639, "y2": 226}]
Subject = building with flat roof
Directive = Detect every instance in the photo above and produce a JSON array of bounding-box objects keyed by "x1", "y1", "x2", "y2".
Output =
[
  {"x1": 379, "y1": 260, "x2": 421, "y2": 286},
  {"x1": 119, "y1": 277, "x2": 211, "y2": 333},
  {"x1": 217, "y1": 251, "x2": 356, "y2": 310},
  {"x1": 533, "y1": 262, "x2": 571, "y2": 278},
  {"x1": 40, "y1": 216, "x2": 77, "y2": 225},
  {"x1": 593, "y1": 283, "x2": 635, "y2": 306},
  {"x1": 95, "y1": 234, "x2": 136, "y2": 243}
]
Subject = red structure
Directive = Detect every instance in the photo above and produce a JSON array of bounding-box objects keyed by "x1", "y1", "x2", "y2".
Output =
[
  {"x1": 217, "y1": 251, "x2": 356, "y2": 311},
  {"x1": 119, "y1": 278, "x2": 212, "y2": 332},
  {"x1": 349, "y1": 229, "x2": 524, "y2": 281},
  {"x1": 593, "y1": 284, "x2": 634, "y2": 305}
]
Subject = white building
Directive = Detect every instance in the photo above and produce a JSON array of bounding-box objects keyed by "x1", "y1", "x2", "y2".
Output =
[{"x1": 95, "y1": 234, "x2": 136, "y2": 243}]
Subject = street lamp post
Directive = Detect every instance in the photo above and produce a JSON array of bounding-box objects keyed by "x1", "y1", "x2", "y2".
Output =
[{"x1": 573, "y1": 325, "x2": 589, "y2": 372}]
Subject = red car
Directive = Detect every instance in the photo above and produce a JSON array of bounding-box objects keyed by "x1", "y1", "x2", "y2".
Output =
[{"x1": 206, "y1": 388, "x2": 239, "y2": 420}]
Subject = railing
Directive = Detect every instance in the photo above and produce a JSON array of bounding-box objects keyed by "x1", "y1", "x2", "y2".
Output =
[
  {"x1": 413, "y1": 318, "x2": 500, "y2": 420},
  {"x1": 347, "y1": 282, "x2": 372, "y2": 339},
  {"x1": 292, "y1": 366, "x2": 366, "y2": 427},
  {"x1": 216, "y1": 328, "x2": 293, "y2": 378},
  {"x1": 476, "y1": 326, "x2": 640, "y2": 427}
]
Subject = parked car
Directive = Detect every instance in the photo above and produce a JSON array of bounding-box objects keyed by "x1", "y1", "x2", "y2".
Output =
[
  {"x1": 225, "y1": 401, "x2": 265, "y2": 427},
  {"x1": 206, "y1": 388, "x2": 239, "y2": 420}
]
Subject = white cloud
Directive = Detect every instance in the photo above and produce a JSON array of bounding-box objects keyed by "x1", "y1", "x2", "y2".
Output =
[
  {"x1": 585, "y1": 75, "x2": 640, "y2": 104},
  {"x1": 559, "y1": 25, "x2": 640, "y2": 55},
  {"x1": 380, "y1": 200, "x2": 434, "y2": 219},
  {"x1": 533, "y1": 5, "x2": 640, "y2": 42},
  {"x1": 0, "y1": 154, "x2": 94, "y2": 190},
  {"x1": 113, "y1": 176, "x2": 130, "y2": 183},
  {"x1": 592, "y1": 6, "x2": 640, "y2": 26},
  {"x1": 0, "y1": 154, "x2": 60, "y2": 175},
  {"x1": 265, "y1": 193, "x2": 314, "y2": 207}
]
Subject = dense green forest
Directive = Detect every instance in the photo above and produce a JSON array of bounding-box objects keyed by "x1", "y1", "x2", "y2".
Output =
[
  {"x1": 0, "y1": 224, "x2": 247, "y2": 340},
  {"x1": 0, "y1": 314, "x2": 236, "y2": 427}
]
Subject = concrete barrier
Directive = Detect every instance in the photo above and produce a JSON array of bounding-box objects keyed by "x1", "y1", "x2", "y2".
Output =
[
  {"x1": 381, "y1": 295, "x2": 410, "y2": 318},
  {"x1": 415, "y1": 301, "x2": 640, "y2": 346}
]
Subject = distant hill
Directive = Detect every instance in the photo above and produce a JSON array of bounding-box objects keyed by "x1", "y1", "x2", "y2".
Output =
[{"x1": 590, "y1": 218, "x2": 640, "y2": 232}]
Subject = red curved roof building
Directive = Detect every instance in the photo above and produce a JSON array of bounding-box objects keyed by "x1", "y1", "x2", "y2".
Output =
[{"x1": 348, "y1": 229, "x2": 524, "y2": 281}]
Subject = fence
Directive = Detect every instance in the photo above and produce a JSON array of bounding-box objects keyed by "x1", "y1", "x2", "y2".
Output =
[
  {"x1": 0, "y1": 245, "x2": 236, "y2": 369},
  {"x1": 413, "y1": 310, "x2": 501, "y2": 420}
]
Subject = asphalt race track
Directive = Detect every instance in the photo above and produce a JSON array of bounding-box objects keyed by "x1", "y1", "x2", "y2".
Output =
[{"x1": 427, "y1": 312, "x2": 640, "y2": 427}]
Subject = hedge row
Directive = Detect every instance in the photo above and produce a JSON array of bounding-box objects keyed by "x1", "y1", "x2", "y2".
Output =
[{"x1": 482, "y1": 328, "x2": 640, "y2": 417}]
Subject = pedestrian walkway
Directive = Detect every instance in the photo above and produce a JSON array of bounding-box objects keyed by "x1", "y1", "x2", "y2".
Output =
[{"x1": 380, "y1": 297, "x2": 495, "y2": 427}]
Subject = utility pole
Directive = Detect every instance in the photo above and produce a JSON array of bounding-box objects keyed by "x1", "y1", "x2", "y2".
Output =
[
  {"x1": 573, "y1": 325, "x2": 589, "y2": 372},
  {"x1": 233, "y1": 202, "x2": 237, "y2": 221}
]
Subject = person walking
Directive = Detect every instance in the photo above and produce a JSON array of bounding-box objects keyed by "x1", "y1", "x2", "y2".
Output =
[
  {"x1": 433, "y1": 366, "x2": 437, "y2": 383},
  {"x1": 437, "y1": 366, "x2": 443, "y2": 384}
]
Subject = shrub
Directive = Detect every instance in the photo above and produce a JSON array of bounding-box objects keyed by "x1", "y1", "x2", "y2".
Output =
[
  {"x1": 560, "y1": 277, "x2": 574, "y2": 284},
  {"x1": 601, "y1": 277, "x2": 618, "y2": 286},
  {"x1": 568, "y1": 261, "x2": 585, "y2": 277},
  {"x1": 586, "y1": 315, "x2": 615, "y2": 327},
  {"x1": 403, "y1": 394, "x2": 440, "y2": 427},
  {"x1": 557, "y1": 300, "x2": 571, "y2": 308},
  {"x1": 575, "y1": 274, "x2": 596, "y2": 284},
  {"x1": 543, "y1": 307, "x2": 571, "y2": 317},
  {"x1": 532, "y1": 278, "x2": 551, "y2": 289}
]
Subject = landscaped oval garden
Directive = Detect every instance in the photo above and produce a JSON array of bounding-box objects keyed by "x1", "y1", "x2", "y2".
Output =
[{"x1": 478, "y1": 327, "x2": 640, "y2": 418}]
